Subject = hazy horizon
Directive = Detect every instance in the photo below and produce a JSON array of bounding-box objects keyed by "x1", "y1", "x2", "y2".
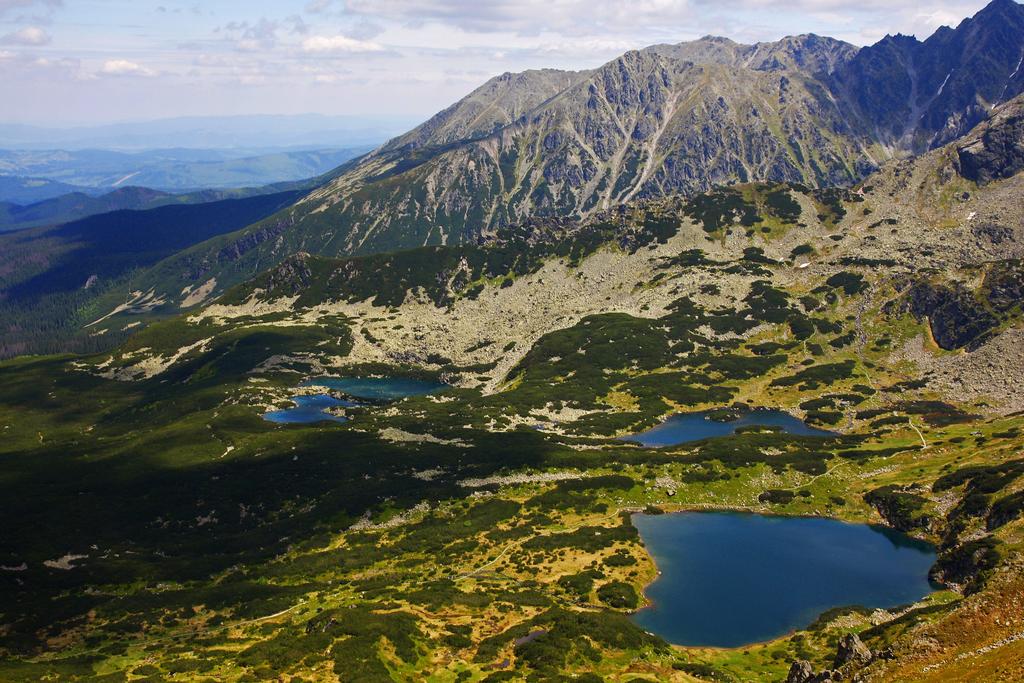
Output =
[
  {"x1": 0, "y1": 112, "x2": 420, "y2": 151},
  {"x1": 0, "y1": 112, "x2": 423, "y2": 129}
]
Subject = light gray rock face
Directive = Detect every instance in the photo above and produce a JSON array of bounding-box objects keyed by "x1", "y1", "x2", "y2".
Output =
[
  {"x1": 380, "y1": 69, "x2": 585, "y2": 153},
  {"x1": 785, "y1": 632, "x2": 873, "y2": 683},
  {"x1": 295, "y1": 41, "x2": 876, "y2": 256},
  {"x1": 285, "y1": 3, "x2": 1023, "y2": 258},
  {"x1": 786, "y1": 660, "x2": 817, "y2": 683}
]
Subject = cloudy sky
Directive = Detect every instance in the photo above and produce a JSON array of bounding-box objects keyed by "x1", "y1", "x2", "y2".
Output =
[{"x1": 0, "y1": 0, "x2": 995, "y2": 126}]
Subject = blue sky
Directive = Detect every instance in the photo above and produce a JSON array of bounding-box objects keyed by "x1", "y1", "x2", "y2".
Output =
[{"x1": 0, "y1": 0, "x2": 995, "y2": 125}]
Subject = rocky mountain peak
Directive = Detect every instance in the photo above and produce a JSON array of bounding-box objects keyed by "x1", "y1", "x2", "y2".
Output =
[
  {"x1": 379, "y1": 67, "x2": 584, "y2": 153},
  {"x1": 697, "y1": 35, "x2": 736, "y2": 43},
  {"x1": 976, "y1": 0, "x2": 1024, "y2": 19},
  {"x1": 645, "y1": 33, "x2": 856, "y2": 75},
  {"x1": 828, "y1": 0, "x2": 1024, "y2": 152}
]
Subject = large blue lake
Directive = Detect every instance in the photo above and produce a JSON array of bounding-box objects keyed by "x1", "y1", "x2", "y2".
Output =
[
  {"x1": 631, "y1": 512, "x2": 937, "y2": 648},
  {"x1": 301, "y1": 376, "x2": 447, "y2": 401},
  {"x1": 623, "y1": 409, "x2": 835, "y2": 447}
]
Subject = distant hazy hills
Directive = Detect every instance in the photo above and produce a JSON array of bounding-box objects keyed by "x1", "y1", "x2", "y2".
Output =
[
  {"x1": 0, "y1": 112, "x2": 412, "y2": 204},
  {"x1": 0, "y1": 176, "x2": 92, "y2": 206},
  {"x1": 0, "y1": 147, "x2": 370, "y2": 204},
  {"x1": 0, "y1": 181, "x2": 317, "y2": 233},
  {"x1": 140, "y1": 0, "x2": 1022, "y2": 284}
]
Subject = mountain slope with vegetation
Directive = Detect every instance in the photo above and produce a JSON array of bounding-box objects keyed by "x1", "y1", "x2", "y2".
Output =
[{"x1": 0, "y1": 189, "x2": 307, "y2": 358}]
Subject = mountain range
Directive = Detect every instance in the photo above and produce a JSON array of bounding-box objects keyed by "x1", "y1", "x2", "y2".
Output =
[
  {"x1": 2, "y1": 82, "x2": 1021, "y2": 683},
  {"x1": 98, "y1": 0, "x2": 1024, "y2": 316}
]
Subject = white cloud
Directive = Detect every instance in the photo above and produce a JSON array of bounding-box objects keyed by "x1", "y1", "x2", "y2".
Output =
[
  {"x1": 313, "y1": 71, "x2": 354, "y2": 83},
  {"x1": 1, "y1": 25, "x2": 50, "y2": 45},
  {"x1": 302, "y1": 34, "x2": 384, "y2": 53},
  {"x1": 914, "y1": 8, "x2": 968, "y2": 29},
  {"x1": 216, "y1": 16, "x2": 306, "y2": 53},
  {"x1": 536, "y1": 37, "x2": 639, "y2": 56},
  {"x1": 334, "y1": 0, "x2": 995, "y2": 46},
  {"x1": 99, "y1": 59, "x2": 155, "y2": 77}
]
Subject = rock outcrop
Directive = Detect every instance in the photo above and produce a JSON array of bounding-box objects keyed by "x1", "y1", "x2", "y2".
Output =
[
  {"x1": 894, "y1": 252, "x2": 1024, "y2": 351},
  {"x1": 785, "y1": 660, "x2": 817, "y2": 683},
  {"x1": 785, "y1": 660, "x2": 834, "y2": 683},
  {"x1": 785, "y1": 633, "x2": 874, "y2": 683},
  {"x1": 957, "y1": 102, "x2": 1024, "y2": 184},
  {"x1": 833, "y1": 632, "x2": 873, "y2": 668},
  {"x1": 900, "y1": 281, "x2": 997, "y2": 351}
]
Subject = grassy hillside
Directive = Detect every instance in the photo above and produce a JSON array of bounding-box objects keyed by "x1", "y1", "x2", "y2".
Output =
[
  {"x1": 0, "y1": 180, "x2": 317, "y2": 233},
  {"x1": 0, "y1": 189, "x2": 306, "y2": 358}
]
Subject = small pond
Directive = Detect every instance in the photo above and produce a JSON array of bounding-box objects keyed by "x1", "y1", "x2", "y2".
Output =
[
  {"x1": 263, "y1": 395, "x2": 355, "y2": 424},
  {"x1": 264, "y1": 376, "x2": 447, "y2": 424},
  {"x1": 631, "y1": 511, "x2": 938, "y2": 648},
  {"x1": 623, "y1": 409, "x2": 835, "y2": 447},
  {"x1": 301, "y1": 376, "x2": 447, "y2": 401}
]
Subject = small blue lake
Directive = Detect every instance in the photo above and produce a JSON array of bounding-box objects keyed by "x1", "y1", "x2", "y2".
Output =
[
  {"x1": 631, "y1": 512, "x2": 938, "y2": 648},
  {"x1": 263, "y1": 395, "x2": 355, "y2": 424},
  {"x1": 264, "y1": 376, "x2": 447, "y2": 424},
  {"x1": 623, "y1": 409, "x2": 835, "y2": 447},
  {"x1": 301, "y1": 376, "x2": 447, "y2": 401}
]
